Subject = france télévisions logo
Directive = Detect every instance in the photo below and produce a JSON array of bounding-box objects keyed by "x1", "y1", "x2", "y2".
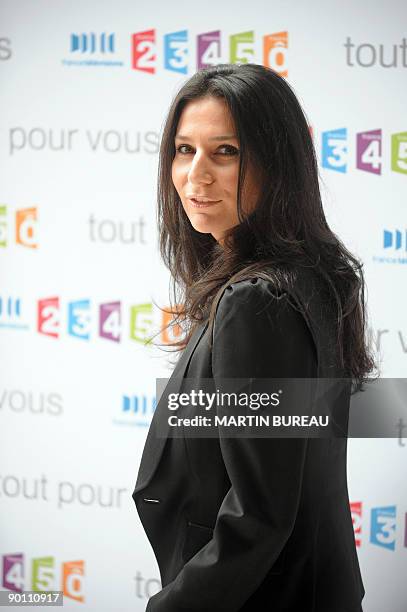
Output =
[
  {"x1": 112, "y1": 393, "x2": 157, "y2": 427},
  {"x1": 384, "y1": 229, "x2": 407, "y2": 251},
  {"x1": 71, "y1": 33, "x2": 115, "y2": 54},
  {"x1": 372, "y1": 228, "x2": 407, "y2": 265},
  {"x1": 62, "y1": 32, "x2": 124, "y2": 67},
  {"x1": 0, "y1": 296, "x2": 28, "y2": 330}
]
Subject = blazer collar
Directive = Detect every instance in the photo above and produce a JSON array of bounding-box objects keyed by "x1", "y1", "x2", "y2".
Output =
[{"x1": 133, "y1": 318, "x2": 209, "y2": 496}]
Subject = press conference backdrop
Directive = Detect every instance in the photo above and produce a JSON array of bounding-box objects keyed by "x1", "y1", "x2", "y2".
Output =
[{"x1": 0, "y1": 0, "x2": 406, "y2": 610}]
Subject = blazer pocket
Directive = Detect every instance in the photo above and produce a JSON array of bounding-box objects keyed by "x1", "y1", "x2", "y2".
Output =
[{"x1": 182, "y1": 520, "x2": 214, "y2": 564}]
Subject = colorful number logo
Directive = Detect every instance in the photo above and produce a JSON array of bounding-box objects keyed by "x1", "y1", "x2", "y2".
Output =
[
  {"x1": 132, "y1": 29, "x2": 156, "y2": 74},
  {"x1": 356, "y1": 129, "x2": 382, "y2": 175},
  {"x1": 38, "y1": 297, "x2": 60, "y2": 338},
  {"x1": 370, "y1": 505, "x2": 396, "y2": 550},
  {"x1": 99, "y1": 301, "x2": 121, "y2": 342}
]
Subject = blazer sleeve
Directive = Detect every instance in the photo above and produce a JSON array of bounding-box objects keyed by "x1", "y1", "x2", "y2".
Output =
[{"x1": 146, "y1": 278, "x2": 318, "y2": 612}]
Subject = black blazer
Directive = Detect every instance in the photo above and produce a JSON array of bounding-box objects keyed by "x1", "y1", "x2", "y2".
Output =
[{"x1": 132, "y1": 267, "x2": 365, "y2": 612}]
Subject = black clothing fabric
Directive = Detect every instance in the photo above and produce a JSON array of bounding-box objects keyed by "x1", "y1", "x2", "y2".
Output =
[{"x1": 132, "y1": 268, "x2": 365, "y2": 611}]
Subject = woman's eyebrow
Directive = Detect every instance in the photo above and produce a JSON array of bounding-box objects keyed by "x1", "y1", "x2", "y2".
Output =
[{"x1": 174, "y1": 134, "x2": 238, "y2": 141}]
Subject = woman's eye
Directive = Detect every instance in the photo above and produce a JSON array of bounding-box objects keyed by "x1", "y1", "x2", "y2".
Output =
[
  {"x1": 175, "y1": 144, "x2": 239, "y2": 156},
  {"x1": 218, "y1": 145, "x2": 239, "y2": 156},
  {"x1": 176, "y1": 144, "x2": 192, "y2": 154}
]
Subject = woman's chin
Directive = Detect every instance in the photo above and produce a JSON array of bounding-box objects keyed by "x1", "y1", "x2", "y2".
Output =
[{"x1": 189, "y1": 219, "x2": 218, "y2": 235}]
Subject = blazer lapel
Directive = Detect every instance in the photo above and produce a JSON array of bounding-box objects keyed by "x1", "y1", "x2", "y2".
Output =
[{"x1": 133, "y1": 318, "x2": 209, "y2": 495}]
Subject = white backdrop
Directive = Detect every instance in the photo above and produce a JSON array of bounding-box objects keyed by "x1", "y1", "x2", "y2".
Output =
[{"x1": 0, "y1": 1, "x2": 406, "y2": 610}]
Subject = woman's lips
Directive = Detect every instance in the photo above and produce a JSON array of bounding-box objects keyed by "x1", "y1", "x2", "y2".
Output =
[{"x1": 188, "y1": 198, "x2": 222, "y2": 208}]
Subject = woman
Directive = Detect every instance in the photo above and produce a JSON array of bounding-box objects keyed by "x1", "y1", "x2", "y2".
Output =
[{"x1": 132, "y1": 63, "x2": 376, "y2": 611}]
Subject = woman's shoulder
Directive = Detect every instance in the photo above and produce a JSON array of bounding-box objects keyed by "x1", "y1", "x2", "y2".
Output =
[
  {"x1": 220, "y1": 265, "x2": 328, "y2": 308},
  {"x1": 213, "y1": 265, "x2": 328, "y2": 355},
  {"x1": 212, "y1": 265, "x2": 342, "y2": 378},
  {"x1": 216, "y1": 265, "x2": 318, "y2": 311},
  {"x1": 211, "y1": 271, "x2": 320, "y2": 377},
  {"x1": 215, "y1": 277, "x2": 290, "y2": 324},
  {"x1": 213, "y1": 268, "x2": 311, "y2": 330},
  {"x1": 222, "y1": 275, "x2": 287, "y2": 300}
]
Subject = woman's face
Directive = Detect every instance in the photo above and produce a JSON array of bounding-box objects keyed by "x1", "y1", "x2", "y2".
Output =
[{"x1": 171, "y1": 96, "x2": 261, "y2": 244}]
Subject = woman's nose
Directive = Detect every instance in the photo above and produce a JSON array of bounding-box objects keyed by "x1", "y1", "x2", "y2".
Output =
[{"x1": 187, "y1": 153, "x2": 213, "y2": 184}]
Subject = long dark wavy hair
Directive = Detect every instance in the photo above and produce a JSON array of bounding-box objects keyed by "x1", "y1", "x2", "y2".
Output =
[{"x1": 154, "y1": 63, "x2": 377, "y2": 392}]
